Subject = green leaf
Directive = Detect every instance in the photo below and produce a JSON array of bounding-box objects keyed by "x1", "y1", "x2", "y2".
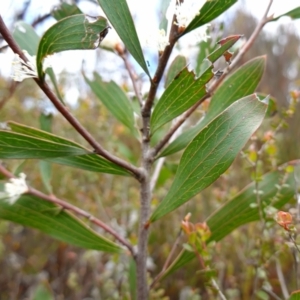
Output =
[
  {"x1": 39, "y1": 113, "x2": 53, "y2": 132},
  {"x1": 9, "y1": 121, "x2": 83, "y2": 146},
  {"x1": 271, "y1": 7, "x2": 300, "y2": 22},
  {"x1": 159, "y1": 56, "x2": 265, "y2": 157},
  {"x1": 39, "y1": 113, "x2": 53, "y2": 194},
  {"x1": 290, "y1": 290, "x2": 300, "y2": 300},
  {"x1": 8, "y1": 122, "x2": 132, "y2": 177},
  {"x1": 207, "y1": 56, "x2": 266, "y2": 121},
  {"x1": 45, "y1": 68, "x2": 65, "y2": 104},
  {"x1": 184, "y1": 0, "x2": 238, "y2": 35},
  {"x1": 85, "y1": 72, "x2": 138, "y2": 136},
  {"x1": 51, "y1": 2, "x2": 83, "y2": 20},
  {"x1": 151, "y1": 37, "x2": 242, "y2": 136},
  {"x1": 207, "y1": 35, "x2": 241, "y2": 63},
  {"x1": 207, "y1": 169, "x2": 295, "y2": 243},
  {"x1": 13, "y1": 21, "x2": 39, "y2": 56},
  {"x1": 47, "y1": 155, "x2": 131, "y2": 176},
  {"x1": 0, "y1": 194, "x2": 122, "y2": 253},
  {"x1": 32, "y1": 283, "x2": 54, "y2": 300},
  {"x1": 129, "y1": 257, "x2": 137, "y2": 300},
  {"x1": 256, "y1": 93, "x2": 277, "y2": 117},
  {"x1": 97, "y1": 0, "x2": 149, "y2": 76},
  {"x1": 0, "y1": 131, "x2": 88, "y2": 159},
  {"x1": 162, "y1": 167, "x2": 295, "y2": 278},
  {"x1": 159, "y1": 0, "x2": 172, "y2": 32},
  {"x1": 151, "y1": 67, "x2": 213, "y2": 134},
  {"x1": 196, "y1": 34, "x2": 242, "y2": 77},
  {"x1": 37, "y1": 14, "x2": 109, "y2": 79},
  {"x1": 164, "y1": 55, "x2": 187, "y2": 88},
  {"x1": 39, "y1": 161, "x2": 53, "y2": 194},
  {"x1": 150, "y1": 95, "x2": 267, "y2": 222}
]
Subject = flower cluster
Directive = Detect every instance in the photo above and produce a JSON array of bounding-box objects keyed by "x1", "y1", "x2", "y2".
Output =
[
  {"x1": 145, "y1": 29, "x2": 170, "y2": 53},
  {"x1": 11, "y1": 50, "x2": 38, "y2": 82},
  {"x1": 148, "y1": 0, "x2": 209, "y2": 53},
  {"x1": 174, "y1": 0, "x2": 207, "y2": 29},
  {"x1": 0, "y1": 173, "x2": 29, "y2": 205},
  {"x1": 11, "y1": 50, "x2": 52, "y2": 82}
]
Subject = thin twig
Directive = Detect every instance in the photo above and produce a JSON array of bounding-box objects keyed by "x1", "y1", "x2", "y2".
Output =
[
  {"x1": 275, "y1": 258, "x2": 289, "y2": 299},
  {"x1": 121, "y1": 52, "x2": 143, "y2": 107},
  {"x1": 211, "y1": 278, "x2": 227, "y2": 300},
  {"x1": 31, "y1": 13, "x2": 51, "y2": 27},
  {"x1": 206, "y1": 0, "x2": 274, "y2": 95},
  {"x1": 0, "y1": 15, "x2": 143, "y2": 181},
  {"x1": 261, "y1": 287, "x2": 282, "y2": 300},
  {"x1": 0, "y1": 164, "x2": 136, "y2": 257},
  {"x1": 150, "y1": 230, "x2": 182, "y2": 289}
]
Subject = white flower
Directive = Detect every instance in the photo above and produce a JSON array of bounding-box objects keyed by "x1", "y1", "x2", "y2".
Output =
[
  {"x1": 145, "y1": 29, "x2": 170, "y2": 53},
  {"x1": 173, "y1": 0, "x2": 207, "y2": 29},
  {"x1": 11, "y1": 50, "x2": 52, "y2": 82},
  {"x1": 12, "y1": 50, "x2": 37, "y2": 82},
  {"x1": 1, "y1": 173, "x2": 28, "y2": 205}
]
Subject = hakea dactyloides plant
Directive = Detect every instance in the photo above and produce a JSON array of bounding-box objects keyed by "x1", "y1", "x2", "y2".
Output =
[{"x1": 0, "y1": 0, "x2": 300, "y2": 298}]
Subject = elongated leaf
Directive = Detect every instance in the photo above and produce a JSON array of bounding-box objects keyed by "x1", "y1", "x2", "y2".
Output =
[
  {"x1": 150, "y1": 95, "x2": 267, "y2": 222},
  {"x1": 39, "y1": 113, "x2": 53, "y2": 132},
  {"x1": 0, "y1": 195, "x2": 122, "y2": 253},
  {"x1": 207, "y1": 169, "x2": 295, "y2": 243},
  {"x1": 184, "y1": 0, "x2": 237, "y2": 35},
  {"x1": 271, "y1": 7, "x2": 300, "y2": 22},
  {"x1": 52, "y1": 2, "x2": 82, "y2": 20},
  {"x1": 85, "y1": 73, "x2": 138, "y2": 136},
  {"x1": 39, "y1": 113, "x2": 53, "y2": 194},
  {"x1": 37, "y1": 14, "x2": 109, "y2": 79},
  {"x1": 129, "y1": 257, "x2": 137, "y2": 300},
  {"x1": 197, "y1": 35, "x2": 242, "y2": 77},
  {"x1": 9, "y1": 121, "x2": 84, "y2": 146},
  {"x1": 97, "y1": 0, "x2": 149, "y2": 76},
  {"x1": 162, "y1": 167, "x2": 295, "y2": 278},
  {"x1": 152, "y1": 36, "x2": 241, "y2": 136},
  {"x1": 47, "y1": 155, "x2": 131, "y2": 176},
  {"x1": 159, "y1": 56, "x2": 265, "y2": 157},
  {"x1": 207, "y1": 56, "x2": 266, "y2": 121},
  {"x1": 13, "y1": 21, "x2": 39, "y2": 56},
  {"x1": 0, "y1": 131, "x2": 88, "y2": 159},
  {"x1": 165, "y1": 55, "x2": 187, "y2": 88},
  {"x1": 207, "y1": 35, "x2": 241, "y2": 63},
  {"x1": 8, "y1": 122, "x2": 132, "y2": 176},
  {"x1": 151, "y1": 67, "x2": 213, "y2": 133}
]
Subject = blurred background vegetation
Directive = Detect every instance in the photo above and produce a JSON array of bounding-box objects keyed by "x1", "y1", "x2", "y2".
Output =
[{"x1": 0, "y1": 0, "x2": 299, "y2": 299}]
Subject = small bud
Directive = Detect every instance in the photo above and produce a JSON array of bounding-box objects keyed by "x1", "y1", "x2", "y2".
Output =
[{"x1": 275, "y1": 211, "x2": 293, "y2": 231}]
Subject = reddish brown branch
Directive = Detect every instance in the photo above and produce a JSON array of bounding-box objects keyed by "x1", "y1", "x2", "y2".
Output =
[
  {"x1": 0, "y1": 164, "x2": 135, "y2": 257},
  {"x1": 0, "y1": 15, "x2": 143, "y2": 181}
]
